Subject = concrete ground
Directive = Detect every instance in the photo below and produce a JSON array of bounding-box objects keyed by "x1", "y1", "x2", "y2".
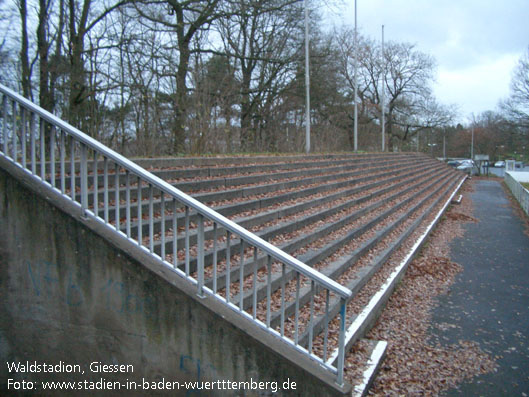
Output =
[{"x1": 430, "y1": 179, "x2": 529, "y2": 396}]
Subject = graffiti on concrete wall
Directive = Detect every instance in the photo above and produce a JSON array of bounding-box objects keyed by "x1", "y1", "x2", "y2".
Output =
[{"x1": 26, "y1": 260, "x2": 156, "y2": 318}]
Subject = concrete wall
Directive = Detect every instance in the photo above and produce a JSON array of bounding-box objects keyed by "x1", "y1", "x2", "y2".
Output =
[{"x1": 0, "y1": 159, "x2": 351, "y2": 396}]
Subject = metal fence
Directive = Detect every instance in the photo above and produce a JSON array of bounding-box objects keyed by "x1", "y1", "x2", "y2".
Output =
[
  {"x1": 0, "y1": 84, "x2": 352, "y2": 385},
  {"x1": 505, "y1": 171, "x2": 529, "y2": 216}
]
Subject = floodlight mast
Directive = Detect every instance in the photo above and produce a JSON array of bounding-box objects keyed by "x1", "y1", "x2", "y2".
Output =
[
  {"x1": 471, "y1": 126, "x2": 474, "y2": 159},
  {"x1": 353, "y1": 0, "x2": 358, "y2": 152},
  {"x1": 381, "y1": 24, "x2": 385, "y2": 152},
  {"x1": 304, "y1": 0, "x2": 311, "y2": 154}
]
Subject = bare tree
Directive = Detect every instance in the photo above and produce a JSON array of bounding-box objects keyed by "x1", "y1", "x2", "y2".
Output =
[
  {"x1": 217, "y1": 0, "x2": 303, "y2": 151},
  {"x1": 64, "y1": 0, "x2": 129, "y2": 132},
  {"x1": 130, "y1": 0, "x2": 229, "y2": 153},
  {"x1": 501, "y1": 47, "x2": 529, "y2": 130},
  {"x1": 336, "y1": 28, "x2": 455, "y2": 151}
]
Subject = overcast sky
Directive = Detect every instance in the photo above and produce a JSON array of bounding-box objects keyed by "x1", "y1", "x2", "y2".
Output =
[{"x1": 328, "y1": 0, "x2": 529, "y2": 123}]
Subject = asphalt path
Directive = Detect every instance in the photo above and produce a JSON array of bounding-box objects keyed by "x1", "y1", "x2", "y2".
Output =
[{"x1": 431, "y1": 179, "x2": 529, "y2": 396}]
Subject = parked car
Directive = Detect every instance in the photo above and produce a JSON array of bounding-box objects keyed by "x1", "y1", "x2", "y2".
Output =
[
  {"x1": 447, "y1": 160, "x2": 461, "y2": 168},
  {"x1": 494, "y1": 160, "x2": 505, "y2": 168},
  {"x1": 456, "y1": 159, "x2": 475, "y2": 173}
]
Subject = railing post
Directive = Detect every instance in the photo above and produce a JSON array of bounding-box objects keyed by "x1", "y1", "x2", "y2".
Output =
[
  {"x1": 42, "y1": 119, "x2": 46, "y2": 181},
  {"x1": 103, "y1": 157, "x2": 109, "y2": 222},
  {"x1": 185, "y1": 206, "x2": 190, "y2": 276},
  {"x1": 30, "y1": 114, "x2": 36, "y2": 175},
  {"x1": 336, "y1": 297, "x2": 346, "y2": 386},
  {"x1": 11, "y1": 100, "x2": 16, "y2": 161},
  {"x1": 212, "y1": 222, "x2": 218, "y2": 293},
  {"x1": 69, "y1": 136, "x2": 74, "y2": 199},
  {"x1": 160, "y1": 192, "x2": 165, "y2": 259},
  {"x1": 2, "y1": 94, "x2": 7, "y2": 155},
  {"x1": 21, "y1": 107, "x2": 26, "y2": 168},
  {"x1": 308, "y1": 280, "x2": 315, "y2": 353},
  {"x1": 126, "y1": 170, "x2": 131, "y2": 238},
  {"x1": 197, "y1": 213, "x2": 205, "y2": 298},
  {"x1": 93, "y1": 150, "x2": 98, "y2": 216},
  {"x1": 60, "y1": 130, "x2": 65, "y2": 192},
  {"x1": 172, "y1": 198, "x2": 177, "y2": 268},
  {"x1": 80, "y1": 144, "x2": 88, "y2": 216},
  {"x1": 50, "y1": 126, "x2": 55, "y2": 187}
]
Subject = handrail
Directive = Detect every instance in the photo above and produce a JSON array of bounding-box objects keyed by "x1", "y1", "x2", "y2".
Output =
[
  {"x1": 0, "y1": 83, "x2": 352, "y2": 385},
  {"x1": 0, "y1": 84, "x2": 350, "y2": 300}
]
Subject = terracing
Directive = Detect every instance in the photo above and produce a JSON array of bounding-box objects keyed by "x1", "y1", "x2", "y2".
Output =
[{"x1": 0, "y1": 84, "x2": 465, "y2": 395}]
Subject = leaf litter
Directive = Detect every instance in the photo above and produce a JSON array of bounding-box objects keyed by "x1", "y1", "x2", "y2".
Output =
[{"x1": 347, "y1": 179, "x2": 498, "y2": 396}]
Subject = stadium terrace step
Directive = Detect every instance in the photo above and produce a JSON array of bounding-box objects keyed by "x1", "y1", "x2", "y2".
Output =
[
  {"x1": 99, "y1": 157, "x2": 437, "y2": 230},
  {"x1": 0, "y1": 84, "x2": 465, "y2": 394},
  {"x1": 146, "y1": 163, "x2": 444, "y2": 253}
]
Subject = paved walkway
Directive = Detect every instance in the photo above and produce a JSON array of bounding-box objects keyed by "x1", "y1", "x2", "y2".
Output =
[{"x1": 431, "y1": 179, "x2": 529, "y2": 396}]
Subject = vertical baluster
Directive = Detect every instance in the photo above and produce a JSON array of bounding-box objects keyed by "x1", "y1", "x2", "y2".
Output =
[
  {"x1": 42, "y1": 119, "x2": 47, "y2": 181},
  {"x1": 49, "y1": 126, "x2": 55, "y2": 186},
  {"x1": 294, "y1": 272, "x2": 300, "y2": 345},
  {"x1": 160, "y1": 192, "x2": 165, "y2": 259},
  {"x1": 69, "y1": 136, "x2": 74, "y2": 200},
  {"x1": 30, "y1": 114, "x2": 36, "y2": 174},
  {"x1": 239, "y1": 240, "x2": 245, "y2": 311},
  {"x1": 323, "y1": 289, "x2": 330, "y2": 362},
  {"x1": 280, "y1": 263, "x2": 286, "y2": 337},
  {"x1": 308, "y1": 280, "x2": 315, "y2": 354},
  {"x1": 93, "y1": 151, "x2": 98, "y2": 216},
  {"x1": 2, "y1": 95, "x2": 7, "y2": 154},
  {"x1": 148, "y1": 184, "x2": 154, "y2": 253},
  {"x1": 126, "y1": 170, "x2": 131, "y2": 238},
  {"x1": 226, "y1": 230, "x2": 231, "y2": 304},
  {"x1": 60, "y1": 131, "x2": 65, "y2": 193},
  {"x1": 197, "y1": 213, "x2": 205, "y2": 297},
  {"x1": 185, "y1": 206, "x2": 190, "y2": 276},
  {"x1": 212, "y1": 222, "x2": 218, "y2": 293},
  {"x1": 11, "y1": 100, "x2": 16, "y2": 161},
  {"x1": 252, "y1": 247, "x2": 258, "y2": 320},
  {"x1": 80, "y1": 144, "x2": 88, "y2": 213},
  {"x1": 336, "y1": 297, "x2": 346, "y2": 386},
  {"x1": 115, "y1": 163, "x2": 120, "y2": 230},
  {"x1": 266, "y1": 255, "x2": 272, "y2": 327},
  {"x1": 103, "y1": 157, "x2": 109, "y2": 223},
  {"x1": 172, "y1": 198, "x2": 177, "y2": 267},
  {"x1": 21, "y1": 107, "x2": 26, "y2": 168},
  {"x1": 137, "y1": 176, "x2": 142, "y2": 245}
]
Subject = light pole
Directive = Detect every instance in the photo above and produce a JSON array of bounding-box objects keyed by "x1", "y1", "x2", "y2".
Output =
[
  {"x1": 443, "y1": 129, "x2": 446, "y2": 159},
  {"x1": 381, "y1": 24, "x2": 385, "y2": 152},
  {"x1": 353, "y1": 0, "x2": 358, "y2": 152},
  {"x1": 304, "y1": 0, "x2": 310, "y2": 154},
  {"x1": 471, "y1": 125, "x2": 474, "y2": 160}
]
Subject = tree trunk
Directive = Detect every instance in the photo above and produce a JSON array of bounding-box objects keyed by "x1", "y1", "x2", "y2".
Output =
[
  {"x1": 19, "y1": 0, "x2": 31, "y2": 99},
  {"x1": 37, "y1": 0, "x2": 52, "y2": 111},
  {"x1": 240, "y1": 69, "x2": 253, "y2": 151},
  {"x1": 172, "y1": 49, "x2": 190, "y2": 154}
]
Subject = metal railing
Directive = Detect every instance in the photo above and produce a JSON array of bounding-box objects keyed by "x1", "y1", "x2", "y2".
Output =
[
  {"x1": 0, "y1": 84, "x2": 352, "y2": 385},
  {"x1": 505, "y1": 171, "x2": 529, "y2": 216}
]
